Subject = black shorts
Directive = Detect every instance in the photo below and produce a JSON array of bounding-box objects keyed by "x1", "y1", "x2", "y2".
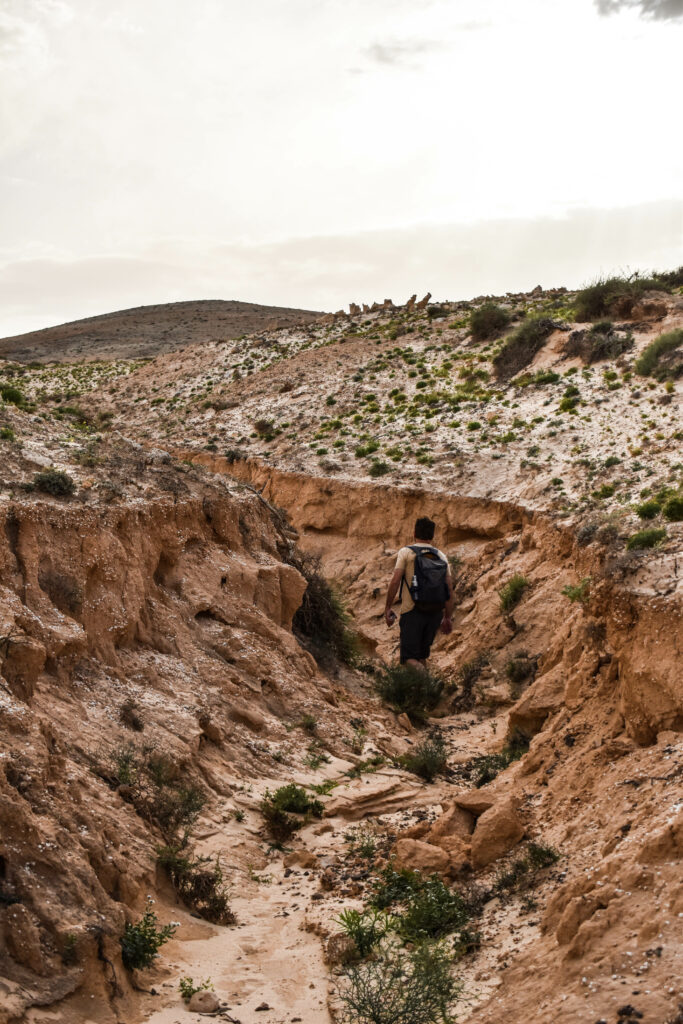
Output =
[{"x1": 399, "y1": 608, "x2": 443, "y2": 663}]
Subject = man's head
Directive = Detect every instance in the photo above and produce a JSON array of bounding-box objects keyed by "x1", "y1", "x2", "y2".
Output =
[{"x1": 414, "y1": 516, "x2": 436, "y2": 542}]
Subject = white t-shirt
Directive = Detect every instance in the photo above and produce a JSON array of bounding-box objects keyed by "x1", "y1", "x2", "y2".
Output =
[{"x1": 394, "y1": 544, "x2": 448, "y2": 613}]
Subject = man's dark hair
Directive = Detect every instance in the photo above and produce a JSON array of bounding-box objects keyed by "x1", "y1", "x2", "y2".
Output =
[{"x1": 414, "y1": 516, "x2": 436, "y2": 541}]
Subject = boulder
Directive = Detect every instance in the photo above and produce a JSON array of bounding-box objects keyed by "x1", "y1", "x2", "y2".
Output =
[
  {"x1": 427, "y1": 802, "x2": 475, "y2": 844},
  {"x1": 434, "y1": 834, "x2": 471, "y2": 872},
  {"x1": 471, "y1": 797, "x2": 525, "y2": 868},
  {"x1": 393, "y1": 838, "x2": 449, "y2": 875},
  {"x1": 188, "y1": 989, "x2": 221, "y2": 1014},
  {"x1": 283, "y1": 849, "x2": 318, "y2": 869},
  {"x1": 453, "y1": 791, "x2": 497, "y2": 816}
]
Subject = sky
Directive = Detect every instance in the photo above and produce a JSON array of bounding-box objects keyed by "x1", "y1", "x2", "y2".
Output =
[{"x1": 0, "y1": 0, "x2": 682, "y2": 336}]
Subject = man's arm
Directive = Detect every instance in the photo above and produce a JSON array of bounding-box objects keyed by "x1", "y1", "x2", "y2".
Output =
[
  {"x1": 384, "y1": 567, "x2": 403, "y2": 626},
  {"x1": 441, "y1": 570, "x2": 454, "y2": 633}
]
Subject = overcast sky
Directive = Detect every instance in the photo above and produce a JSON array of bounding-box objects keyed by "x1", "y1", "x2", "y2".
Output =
[{"x1": 1, "y1": 0, "x2": 682, "y2": 336}]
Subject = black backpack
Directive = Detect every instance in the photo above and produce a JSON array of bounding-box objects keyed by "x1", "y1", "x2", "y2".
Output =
[{"x1": 401, "y1": 545, "x2": 449, "y2": 612}]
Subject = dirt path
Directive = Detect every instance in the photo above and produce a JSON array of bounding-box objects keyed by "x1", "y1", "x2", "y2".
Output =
[{"x1": 135, "y1": 713, "x2": 506, "y2": 1024}]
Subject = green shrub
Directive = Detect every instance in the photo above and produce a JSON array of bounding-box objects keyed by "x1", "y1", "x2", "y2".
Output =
[
  {"x1": 157, "y1": 845, "x2": 235, "y2": 925},
  {"x1": 339, "y1": 940, "x2": 461, "y2": 1024},
  {"x1": 663, "y1": 496, "x2": 683, "y2": 522},
  {"x1": 498, "y1": 573, "x2": 529, "y2": 613},
  {"x1": 626, "y1": 527, "x2": 667, "y2": 550},
  {"x1": 337, "y1": 908, "x2": 394, "y2": 958},
  {"x1": 565, "y1": 323, "x2": 634, "y2": 364},
  {"x1": 634, "y1": 329, "x2": 683, "y2": 380},
  {"x1": 0, "y1": 385, "x2": 26, "y2": 407},
  {"x1": 260, "y1": 783, "x2": 323, "y2": 841},
  {"x1": 0, "y1": 426, "x2": 15, "y2": 441},
  {"x1": 179, "y1": 977, "x2": 214, "y2": 1003},
  {"x1": 374, "y1": 664, "x2": 443, "y2": 722},
  {"x1": 398, "y1": 734, "x2": 447, "y2": 782},
  {"x1": 396, "y1": 875, "x2": 469, "y2": 942},
  {"x1": 120, "y1": 901, "x2": 177, "y2": 970},
  {"x1": 505, "y1": 656, "x2": 535, "y2": 686},
  {"x1": 470, "y1": 303, "x2": 511, "y2": 343},
  {"x1": 33, "y1": 469, "x2": 76, "y2": 497},
  {"x1": 636, "y1": 499, "x2": 661, "y2": 520},
  {"x1": 573, "y1": 273, "x2": 667, "y2": 322},
  {"x1": 469, "y1": 733, "x2": 529, "y2": 787},
  {"x1": 370, "y1": 864, "x2": 422, "y2": 910},
  {"x1": 369, "y1": 459, "x2": 390, "y2": 477},
  {"x1": 562, "y1": 577, "x2": 591, "y2": 604},
  {"x1": 288, "y1": 551, "x2": 358, "y2": 665},
  {"x1": 494, "y1": 841, "x2": 560, "y2": 895},
  {"x1": 492, "y1": 317, "x2": 555, "y2": 380}
]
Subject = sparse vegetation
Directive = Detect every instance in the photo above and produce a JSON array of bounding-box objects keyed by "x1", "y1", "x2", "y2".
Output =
[
  {"x1": 470, "y1": 302, "x2": 511, "y2": 343},
  {"x1": 179, "y1": 977, "x2": 214, "y2": 1003},
  {"x1": 565, "y1": 321, "x2": 634, "y2": 363},
  {"x1": 398, "y1": 733, "x2": 447, "y2": 782},
  {"x1": 157, "y1": 845, "x2": 235, "y2": 924},
  {"x1": 468, "y1": 732, "x2": 529, "y2": 787},
  {"x1": 337, "y1": 907, "x2": 394, "y2": 958},
  {"x1": 634, "y1": 329, "x2": 683, "y2": 380},
  {"x1": 573, "y1": 273, "x2": 667, "y2": 321},
  {"x1": 260, "y1": 783, "x2": 323, "y2": 841},
  {"x1": 626, "y1": 527, "x2": 667, "y2": 550},
  {"x1": 339, "y1": 940, "x2": 461, "y2": 1024},
  {"x1": 498, "y1": 573, "x2": 530, "y2": 613},
  {"x1": 494, "y1": 841, "x2": 560, "y2": 895},
  {"x1": 562, "y1": 577, "x2": 591, "y2": 604},
  {"x1": 32, "y1": 469, "x2": 76, "y2": 497},
  {"x1": 492, "y1": 317, "x2": 556, "y2": 379},
  {"x1": 120, "y1": 900, "x2": 177, "y2": 970},
  {"x1": 374, "y1": 664, "x2": 443, "y2": 722},
  {"x1": 119, "y1": 697, "x2": 144, "y2": 731},
  {"x1": 289, "y1": 550, "x2": 358, "y2": 665}
]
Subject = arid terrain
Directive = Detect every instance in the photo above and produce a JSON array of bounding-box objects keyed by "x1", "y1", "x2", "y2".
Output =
[
  {"x1": 0, "y1": 275, "x2": 681, "y2": 1024},
  {"x1": 0, "y1": 300, "x2": 322, "y2": 364}
]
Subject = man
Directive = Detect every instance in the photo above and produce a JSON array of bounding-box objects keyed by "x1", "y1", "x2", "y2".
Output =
[{"x1": 384, "y1": 516, "x2": 453, "y2": 668}]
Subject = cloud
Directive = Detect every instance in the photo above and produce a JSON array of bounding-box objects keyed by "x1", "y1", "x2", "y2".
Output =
[
  {"x1": 1, "y1": 199, "x2": 681, "y2": 338},
  {"x1": 595, "y1": 0, "x2": 683, "y2": 19},
  {"x1": 362, "y1": 38, "x2": 441, "y2": 67}
]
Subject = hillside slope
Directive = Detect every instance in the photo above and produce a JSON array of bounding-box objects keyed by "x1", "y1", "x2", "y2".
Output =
[{"x1": 0, "y1": 299, "x2": 323, "y2": 363}]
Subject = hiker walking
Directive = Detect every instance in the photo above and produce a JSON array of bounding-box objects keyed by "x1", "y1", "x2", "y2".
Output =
[{"x1": 384, "y1": 516, "x2": 453, "y2": 668}]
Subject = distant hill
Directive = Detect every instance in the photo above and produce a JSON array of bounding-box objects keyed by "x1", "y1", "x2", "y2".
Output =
[{"x1": 0, "y1": 299, "x2": 324, "y2": 363}]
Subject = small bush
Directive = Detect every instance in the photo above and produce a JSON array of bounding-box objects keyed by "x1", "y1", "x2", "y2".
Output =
[
  {"x1": 636, "y1": 499, "x2": 660, "y2": 520},
  {"x1": 626, "y1": 527, "x2": 667, "y2": 550},
  {"x1": 492, "y1": 317, "x2": 556, "y2": 380},
  {"x1": 158, "y1": 845, "x2": 235, "y2": 925},
  {"x1": 494, "y1": 841, "x2": 560, "y2": 895},
  {"x1": 562, "y1": 577, "x2": 591, "y2": 604},
  {"x1": 119, "y1": 697, "x2": 144, "y2": 732},
  {"x1": 179, "y1": 977, "x2": 214, "y2": 1003},
  {"x1": 0, "y1": 426, "x2": 15, "y2": 441},
  {"x1": 260, "y1": 783, "x2": 323, "y2": 841},
  {"x1": 470, "y1": 303, "x2": 511, "y2": 343},
  {"x1": 498, "y1": 573, "x2": 529, "y2": 613},
  {"x1": 339, "y1": 940, "x2": 462, "y2": 1024},
  {"x1": 505, "y1": 655, "x2": 535, "y2": 686},
  {"x1": 0, "y1": 385, "x2": 26, "y2": 407},
  {"x1": 634, "y1": 328, "x2": 683, "y2": 380},
  {"x1": 289, "y1": 551, "x2": 358, "y2": 665},
  {"x1": 33, "y1": 469, "x2": 76, "y2": 497},
  {"x1": 254, "y1": 417, "x2": 275, "y2": 439},
  {"x1": 396, "y1": 875, "x2": 469, "y2": 942},
  {"x1": 574, "y1": 273, "x2": 667, "y2": 322},
  {"x1": 565, "y1": 323, "x2": 634, "y2": 364},
  {"x1": 369, "y1": 459, "x2": 390, "y2": 477},
  {"x1": 662, "y1": 496, "x2": 683, "y2": 522},
  {"x1": 469, "y1": 733, "x2": 529, "y2": 787},
  {"x1": 374, "y1": 664, "x2": 443, "y2": 722},
  {"x1": 120, "y1": 901, "x2": 177, "y2": 970},
  {"x1": 398, "y1": 733, "x2": 447, "y2": 782},
  {"x1": 337, "y1": 908, "x2": 393, "y2": 958}
]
